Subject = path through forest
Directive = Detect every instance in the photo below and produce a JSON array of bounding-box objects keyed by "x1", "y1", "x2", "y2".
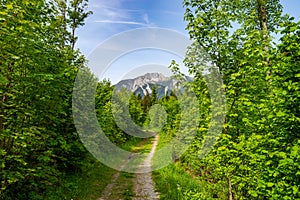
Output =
[{"x1": 98, "y1": 135, "x2": 160, "y2": 200}]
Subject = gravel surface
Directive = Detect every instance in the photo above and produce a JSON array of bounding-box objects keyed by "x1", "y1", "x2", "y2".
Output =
[
  {"x1": 98, "y1": 135, "x2": 160, "y2": 200},
  {"x1": 132, "y1": 134, "x2": 160, "y2": 199}
]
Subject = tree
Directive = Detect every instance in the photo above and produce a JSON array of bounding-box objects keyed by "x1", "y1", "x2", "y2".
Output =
[
  {"x1": 142, "y1": 91, "x2": 152, "y2": 113},
  {"x1": 182, "y1": 0, "x2": 298, "y2": 199},
  {"x1": 54, "y1": 0, "x2": 92, "y2": 50},
  {"x1": 151, "y1": 85, "x2": 159, "y2": 104},
  {"x1": 95, "y1": 81, "x2": 130, "y2": 144},
  {"x1": 68, "y1": 0, "x2": 93, "y2": 50},
  {"x1": 129, "y1": 93, "x2": 144, "y2": 126},
  {"x1": 0, "y1": 0, "x2": 91, "y2": 198}
]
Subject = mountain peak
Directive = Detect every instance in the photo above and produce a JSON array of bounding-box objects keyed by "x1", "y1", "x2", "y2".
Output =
[
  {"x1": 115, "y1": 72, "x2": 190, "y2": 98},
  {"x1": 143, "y1": 72, "x2": 166, "y2": 79}
]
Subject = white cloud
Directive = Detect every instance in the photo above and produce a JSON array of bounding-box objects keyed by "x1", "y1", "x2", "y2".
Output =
[
  {"x1": 88, "y1": 0, "x2": 153, "y2": 27},
  {"x1": 95, "y1": 20, "x2": 149, "y2": 26},
  {"x1": 143, "y1": 13, "x2": 150, "y2": 24},
  {"x1": 162, "y1": 10, "x2": 182, "y2": 16}
]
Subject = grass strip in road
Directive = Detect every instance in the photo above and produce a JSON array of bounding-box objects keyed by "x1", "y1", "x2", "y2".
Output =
[
  {"x1": 45, "y1": 137, "x2": 154, "y2": 200},
  {"x1": 98, "y1": 136, "x2": 155, "y2": 200}
]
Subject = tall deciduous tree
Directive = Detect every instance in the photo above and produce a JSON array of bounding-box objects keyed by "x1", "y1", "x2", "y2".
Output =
[
  {"x1": 183, "y1": 0, "x2": 298, "y2": 199},
  {"x1": 0, "y1": 0, "x2": 91, "y2": 198},
  {"x1": 54, "y1": 0, "x2": 92, "y2": 49}
]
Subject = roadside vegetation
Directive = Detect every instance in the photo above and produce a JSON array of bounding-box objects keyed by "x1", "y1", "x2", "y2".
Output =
[
  {"x1": 154, "y1": 1, "x2": 300, "y2": 199},
  {"x1": 0, "y1": 0, "x2": 299, "y2": 199}
]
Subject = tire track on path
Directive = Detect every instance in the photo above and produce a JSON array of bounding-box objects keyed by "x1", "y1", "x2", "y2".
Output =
[
  {"x1": 132, "y1": 134, "x2": 160, "y2": 199},
  {"x1": 98, "y1": 135, "x2": 160, "y2": 200}
]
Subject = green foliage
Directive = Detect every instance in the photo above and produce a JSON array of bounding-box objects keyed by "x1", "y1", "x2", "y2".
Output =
[
  {"x1": 144, "y1": 104, "x2": 167, "y2": 132},
  {"x1": 180, "y1": 0, "x2": 300, "y2": 199},
  {"x1": 153, "y1": 132, "x2": 227, "y2": 200},
  {"x1": 43, "y1": 155, "x2": 116, "y2": 200},
  {"x1": 1, "y1": 0, "x2": 298, "y2": 198},
  {"x1": 129, "y1": 93, "x2": 145, "y2": 126},
  {"x1": 95, "y1": 80, "x2": 128, "y2": 144},
  {"x1": 0, "y1": 0, "x2": 91, "y2": 198},
  {"x1": 153, "y1": 164, "x2": 215, "y2": 200},
  {"x1": 160, "y1": 91, "x2": 181, "y2": 133}
]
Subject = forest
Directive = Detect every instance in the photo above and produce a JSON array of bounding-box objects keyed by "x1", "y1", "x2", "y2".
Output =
[{"x1": 0, "y1": 0, "x2": 299, "y2": 199}]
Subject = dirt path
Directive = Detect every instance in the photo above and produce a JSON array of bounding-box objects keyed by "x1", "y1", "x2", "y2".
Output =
[
  {"x1": 98, "y1": 135, "x2": 160, "y2": 200},
  {"x1": 132, "y1": 134, "x2": 160, "y2": 200}
]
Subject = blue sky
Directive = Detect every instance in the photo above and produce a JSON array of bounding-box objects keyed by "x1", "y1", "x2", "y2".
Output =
[
  {"x1": 76, "y1": 0, "x2": 187, "y2": 55},
  {"x1": 75, "y1": 0, "x2": 299, "y2": 83}
]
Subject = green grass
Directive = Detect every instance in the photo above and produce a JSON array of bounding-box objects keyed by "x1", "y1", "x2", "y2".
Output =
[
  {"x1": 132, "y1": 137, "x2": 154, "y2": 154},
  {"x1": 120, "y1": 172, "x2": 135, "y2": 200},
  {"x1": 153, "y1": 163, "x2": 217, "y2": 200},
  {"x1": 121, "y1": 137, "x2": 145, "y2": 151},
  {"x1": 45, "y1": 136, "x2": 157, "y2": 199},
  {"x1": 45, "y1": 154, "x2": 117, "y2": 200},
  {"x1": 107, "y1": 136, "x2": 156, "y2": 200},
  {"x1": 123, "y1": 136, "x2": 155, "y2": 172},
  {"x1": 155, "y1": 130, "x2": 173, "y2": 150},
  {"x1": 152, "y1": 132, "x2": 228, "y2": 200}
]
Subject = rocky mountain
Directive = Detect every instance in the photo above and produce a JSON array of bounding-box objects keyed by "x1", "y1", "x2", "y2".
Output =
[{"x1": 115, "y1": 73, "x2": 191, "y2": 98}]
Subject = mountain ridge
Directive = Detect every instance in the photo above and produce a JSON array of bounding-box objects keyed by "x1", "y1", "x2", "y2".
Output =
[{"x1": 115, "y1": 72, "x2": 191, "y2": 98}]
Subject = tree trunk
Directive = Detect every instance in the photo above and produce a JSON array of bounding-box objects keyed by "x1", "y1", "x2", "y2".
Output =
[
  {"x1": 228, "y1": 176, "x2": 233, "y2": 200},
  {"x1": 0, "y1": 94, "x2": 5, "y2": 131},
  {"x1": 257, "y1": 0, "x2": 268, "y2": 34},
  {"x1": 257, "y1": 0, "x2": 272, "y2": 76},
  {"x1": 70, "y1": 1, "x2": 79, "y2": 50},
  {"x1": 71, "y1": 27, "x2": 76, "y2": 50}
]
